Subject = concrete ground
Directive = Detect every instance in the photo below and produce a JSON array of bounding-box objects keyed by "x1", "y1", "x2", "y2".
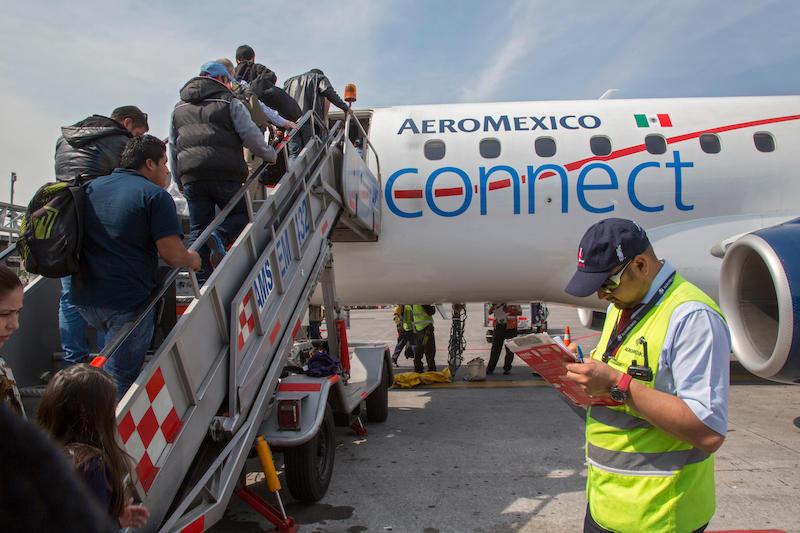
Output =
[{"x1": 212, "y1": 304, "x2": 800, "y2": 533}]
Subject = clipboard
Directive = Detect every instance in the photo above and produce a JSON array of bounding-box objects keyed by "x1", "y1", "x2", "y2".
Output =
[{"x1": 504, "y1": 333, "x2": 619, "y2": 407}]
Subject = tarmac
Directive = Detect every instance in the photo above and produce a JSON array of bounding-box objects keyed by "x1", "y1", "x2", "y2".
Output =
[{"x1": 213, "y1": 303, "x2": 800, "y2": 533}]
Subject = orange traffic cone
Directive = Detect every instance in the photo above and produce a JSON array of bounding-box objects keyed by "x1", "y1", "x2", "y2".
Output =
[{"x1": 563, "y1": 325, "x2": 571, "y2": 346}]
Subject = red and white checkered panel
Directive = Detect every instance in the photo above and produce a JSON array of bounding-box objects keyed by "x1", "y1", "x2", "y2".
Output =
[
  {"x1": 118, "y1": 367, "x2": 183, "y2": 493},
  {"x1": 237, "y1": 291, "x2": 256, "y2": 350}
]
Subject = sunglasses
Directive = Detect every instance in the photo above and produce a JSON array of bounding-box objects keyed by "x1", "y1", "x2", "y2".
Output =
[{"x1": 600, "y1": 260, "x2": 632, "y2": 293}]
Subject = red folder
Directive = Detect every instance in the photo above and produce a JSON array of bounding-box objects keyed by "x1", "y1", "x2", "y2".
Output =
[{"x1": 505, "y1": 333, "x2": 619, "y2": 407}]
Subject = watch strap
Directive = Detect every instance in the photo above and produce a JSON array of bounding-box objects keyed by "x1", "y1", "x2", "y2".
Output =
[{"x1": 616, "y1": 373, "x2": 633, "y2": 393}]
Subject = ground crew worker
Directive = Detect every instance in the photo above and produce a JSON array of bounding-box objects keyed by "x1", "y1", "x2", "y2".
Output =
[
  {"x1": 391, "y1": 304, "x2": 415, "y2": 366},
  {"x1": 562, "y1": 218, "x2": 730, "y2": 533},
  {"x1": 486, "y1": 303, "x2": 520, "y2": 375},
  {"x1": 409, "y1": 304, "x2": 437, "y2": 373}
]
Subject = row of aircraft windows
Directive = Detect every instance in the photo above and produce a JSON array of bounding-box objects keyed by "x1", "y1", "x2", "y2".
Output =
[{"x1": 423, "y1": 132, "x2": 777, "y2": 160}]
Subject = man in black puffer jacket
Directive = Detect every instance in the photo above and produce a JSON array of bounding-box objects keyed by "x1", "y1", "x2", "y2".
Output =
[
  {"x1": 54, "y1": 106, "x2": 149, "y2": 182},
  {"x1": 54, "y1": 106, "x2": 149, "y2": 368},
  {"x1": 170, "y1": 61, "x2": 277, "y2": 283}
]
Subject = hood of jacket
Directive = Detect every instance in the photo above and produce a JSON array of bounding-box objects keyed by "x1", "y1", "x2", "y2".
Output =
[
  {"x1": 179, "y1": 76, "x2": 232, "y2": 104},
  {"x1": 60, "y1": 115, "x2": 130, "y2": 148}
]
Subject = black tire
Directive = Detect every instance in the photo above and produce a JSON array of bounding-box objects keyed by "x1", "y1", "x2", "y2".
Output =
[
  {"x1": 284, "y1": 404, "x2": 335, "y2": 502},
  {"x1": 366, "y1": 359, "x2": 389, "y2": 423}
]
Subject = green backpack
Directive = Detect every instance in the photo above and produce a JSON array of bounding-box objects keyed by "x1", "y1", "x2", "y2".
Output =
[{"x1": 17, "y1": 177, "x2": 85, "y2": 278}]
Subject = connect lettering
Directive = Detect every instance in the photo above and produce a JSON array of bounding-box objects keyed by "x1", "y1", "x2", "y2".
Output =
[{"x1": 384, "y1": 151, "x2": 695, "y2": 218}]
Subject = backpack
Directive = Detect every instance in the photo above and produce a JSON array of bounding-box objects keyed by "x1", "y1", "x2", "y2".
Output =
[{"x1": 17, "y1": 177, "x2": 85, "y2": 278}]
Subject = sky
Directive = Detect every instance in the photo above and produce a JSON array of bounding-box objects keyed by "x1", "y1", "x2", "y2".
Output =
[{"x1": 1, "y1": 0, "x2": 798, "y2": 204}]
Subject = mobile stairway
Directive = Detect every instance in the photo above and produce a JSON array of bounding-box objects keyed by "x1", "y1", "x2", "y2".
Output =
[{"x1": 0, "y1": 110, "x2": 388, "y2": 532}]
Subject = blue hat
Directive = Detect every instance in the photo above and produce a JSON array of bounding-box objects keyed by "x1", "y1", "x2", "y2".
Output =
[
  {"x1": 199, "y1": 61, "x2": 233, "y2": 82},
  {"x1": 565, "y1": 218, "x2": 650, "y2": 297}
]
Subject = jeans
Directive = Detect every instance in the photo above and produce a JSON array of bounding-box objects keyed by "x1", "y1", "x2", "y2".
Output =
[
  {"x1": 183, "y1": 181, "x2": 248, "y2": 282},
  {"x1": 392, "y1": 329, "x2": 415, "y2": 362},
  {"x1": 287, "y1": 122, "x2": 311, "y2": 162},
  {"x1": 76, "y1": 305, "x2": 156, "y2": 398},
  {"x1": 60, "y1": 276, "x2": 105, "y2": 365}
]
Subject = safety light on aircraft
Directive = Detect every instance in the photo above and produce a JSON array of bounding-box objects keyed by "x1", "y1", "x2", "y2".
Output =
[{"x1": 344, "y1": 83, "x2": 357, "y2": 103}]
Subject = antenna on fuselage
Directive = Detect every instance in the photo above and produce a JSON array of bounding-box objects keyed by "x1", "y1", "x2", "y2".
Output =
[{"x1": 598, "y1": 89, "x2": 619, "y2": 100}]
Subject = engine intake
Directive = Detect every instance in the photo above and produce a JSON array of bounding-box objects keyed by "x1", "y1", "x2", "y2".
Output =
[{"x1": 719, "y1": 220, "x2": 800, "y2": 383}]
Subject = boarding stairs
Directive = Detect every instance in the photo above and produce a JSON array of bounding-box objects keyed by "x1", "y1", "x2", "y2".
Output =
[{"x1": 0, "y1": 110, "x2": 382, "y2": 532}]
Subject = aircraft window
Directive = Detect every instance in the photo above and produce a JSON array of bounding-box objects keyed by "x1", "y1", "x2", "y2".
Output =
[
  {"x1": 753, "y1": 132, "x2": 775, "y2": 153},
  {"x1": 424, "y1": 139, "x2": 446, "y2": 160},
  {"x1": 644, "y1": 134, "x2": 667, "y2": 155},
  {"x1": 535, "y1": 137, "x2": 557, "y2": 157},
  {"x1": 590, "y1": 136, "x2": 612, "y2": 156},
  {"x1": 699, "y1": 133, "x2": 721, "y2": 154},
  {"x1": 480, "y1": 138, "x2": 501, "y2": 159}
]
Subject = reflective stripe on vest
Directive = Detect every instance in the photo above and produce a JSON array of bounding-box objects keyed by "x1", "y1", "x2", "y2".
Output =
[
  {"x1": 411, "y1": 305, "x2": 433, "y2": 331},
  {"x1": 589, "y1": 406, "x2": 653, "y2": 430},
  {"x1": 587, "y1": 443, "x2": 710, "y2": 476},
  {"x1": 585, "y1": 272, "x2": 724, "y2": 532}
]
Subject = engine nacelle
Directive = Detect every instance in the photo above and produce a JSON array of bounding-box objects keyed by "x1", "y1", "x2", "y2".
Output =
[{"x1": 719, "y1": 220, "x2": 800, "y2": 383}]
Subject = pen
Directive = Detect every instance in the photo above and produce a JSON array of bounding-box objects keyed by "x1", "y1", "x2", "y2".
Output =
[{"x1": 576, "y1": 345, "x2": 585, "y2": 363}]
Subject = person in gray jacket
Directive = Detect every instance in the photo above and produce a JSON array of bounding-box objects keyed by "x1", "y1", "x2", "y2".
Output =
[
  {"x1": 169, "y1": 61, "x2": 277, "y2": 282},
  {"x1": 284, "y1": 68, "x2": 350, "y2": 124},
  {"x1": 54, "y1": 106, "x2": 149, "y2": 367}
]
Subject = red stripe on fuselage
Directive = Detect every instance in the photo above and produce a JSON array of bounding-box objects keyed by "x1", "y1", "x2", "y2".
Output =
[
  {"x1": 538, "y1": 113, "x2": 800, "y2": 180},
  {"x1": 434, "y1": 187, "x2": 464, "y2": 197},
  {"x1": 394, "y1": 189, "x2": 423, "y2": 199},
  {"x1": 488, "y1": 179, "x2": 511, "y2": 191}
]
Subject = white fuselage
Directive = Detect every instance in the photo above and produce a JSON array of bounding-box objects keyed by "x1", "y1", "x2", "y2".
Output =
[{"x1": 331, "y1": 96, "x2": 800, "y2": 308}]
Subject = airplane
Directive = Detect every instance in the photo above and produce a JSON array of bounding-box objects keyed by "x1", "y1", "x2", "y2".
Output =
[
  {"x1": 2, "y1": 92, "x2": 797, "y2": 532},
  {"x1": 331, "y1": 95, "x2": 800, "y2": 384}
]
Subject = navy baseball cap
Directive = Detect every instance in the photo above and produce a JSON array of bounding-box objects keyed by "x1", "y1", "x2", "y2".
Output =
[
  {"x1": 565, "y1": 218, "x2": 650, "y2": 297},
  {"x1": 199, "y1": 61, "x2": 233, "y2": 82}
]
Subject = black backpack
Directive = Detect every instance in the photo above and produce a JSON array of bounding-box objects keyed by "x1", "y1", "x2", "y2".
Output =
[{"x1": 17, "y1": 177, "x2": 86, "y2": 278}]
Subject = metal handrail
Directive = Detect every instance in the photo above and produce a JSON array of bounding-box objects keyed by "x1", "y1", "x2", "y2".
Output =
[
  {"x1": 342, "y1": 111, "x2": 382, "y2": 182},
  {"x1": 0, "y1": 240, "x2": 17, "y2": 263},
  {"x1": 96, "y1": 113, "x2": 342, "y2": 363}
]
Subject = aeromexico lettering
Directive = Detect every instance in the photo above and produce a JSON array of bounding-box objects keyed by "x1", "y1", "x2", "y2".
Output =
[
  {"x1": 385, "y1": 150, "x2": 695, "y2": 219},
  {"x1": 397, "y1": 114, "x2": 601, "y2": 135}
]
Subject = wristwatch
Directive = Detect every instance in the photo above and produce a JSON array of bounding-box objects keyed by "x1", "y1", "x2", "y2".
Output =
[{"x1": 609, "y1": 373, "x2": 633, "y2": 403}]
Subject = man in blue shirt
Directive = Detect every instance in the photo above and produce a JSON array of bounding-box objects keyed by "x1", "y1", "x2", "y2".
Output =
[{"x1": 72, "y1": 135, "x2": 201, "y2": 396}]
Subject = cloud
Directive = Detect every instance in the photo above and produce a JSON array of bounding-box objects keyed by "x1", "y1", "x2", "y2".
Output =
[{"x1": 459, "y1": 1, "x2": 539, "y2": 102}]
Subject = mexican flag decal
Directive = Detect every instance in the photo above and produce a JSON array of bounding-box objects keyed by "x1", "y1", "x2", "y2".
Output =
[{"x1": 634, "y1": 113, "x2": 672, "y2": 128}]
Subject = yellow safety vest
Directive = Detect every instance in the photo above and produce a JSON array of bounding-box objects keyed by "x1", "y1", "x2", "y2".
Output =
[
  {"x1": 586, "y1": 273, "x2": 723, "y2": 533},
  {"x1": 408, "y1": 305, "x2": 433, "y2": 332},
  {"x1": 395, "y1": 305, "x2": 414, "y2": 332}
]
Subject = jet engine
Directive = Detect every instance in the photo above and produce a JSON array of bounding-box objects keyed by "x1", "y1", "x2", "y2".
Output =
[{"x1": 719, "y1": 220, "x2": 800, "y2": 383}]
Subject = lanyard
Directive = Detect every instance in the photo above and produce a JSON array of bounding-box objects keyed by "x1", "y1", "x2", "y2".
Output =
[{"x1": 601, "y1": 272, "x2": 676, "y2": 363}]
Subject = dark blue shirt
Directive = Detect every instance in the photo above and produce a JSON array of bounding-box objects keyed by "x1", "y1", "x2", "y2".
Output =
[{"x1": 71, "y1": 168, "x2": 181, "y2": 310}]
